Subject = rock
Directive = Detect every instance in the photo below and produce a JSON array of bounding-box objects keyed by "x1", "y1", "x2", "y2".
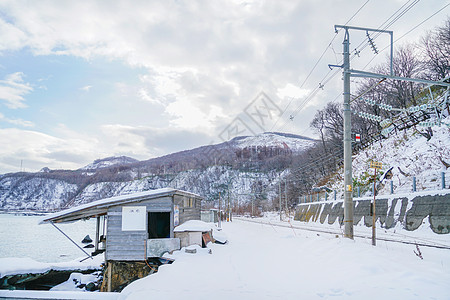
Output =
[
  {"x1": 82, "y1": 235, "x2": 93, "y2": 244},
  {"x1": 185, "y1": 247, "x2": 197, "y2": 254},
  {"x1": 85, "y1": 282, "x2": 97, "y2": 291}
]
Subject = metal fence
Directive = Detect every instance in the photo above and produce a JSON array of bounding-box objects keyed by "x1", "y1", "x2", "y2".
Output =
[{"x1": 299, "y1": 170, "x2": 449, "y2": 203}]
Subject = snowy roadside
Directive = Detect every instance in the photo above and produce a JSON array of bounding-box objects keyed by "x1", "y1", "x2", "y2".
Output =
[
  {"x1": 246, "y1": 212, "x2": 450, "y2": 248},
  {"x1": 119, "y1": 219, "x2": 450, "y2": 300}
]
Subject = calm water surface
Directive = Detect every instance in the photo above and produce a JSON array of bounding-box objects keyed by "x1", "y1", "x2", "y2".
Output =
[{"x1": 0, "y1": 214, "x2": 96, "y2": 263}]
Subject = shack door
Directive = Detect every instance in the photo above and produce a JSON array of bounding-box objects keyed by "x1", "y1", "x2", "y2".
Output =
[{"x1": 148, "y1": 212, "x2": 171, "y2": 239}]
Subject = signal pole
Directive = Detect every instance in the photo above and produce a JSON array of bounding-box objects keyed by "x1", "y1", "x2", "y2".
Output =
[
  {"x1": 334, "y1": 24, "x2": 450, "y2": 240},
  {"x1": 342, "y1": 28, "x2": 354, "y2": 239},
  {"x1": 335, "y1": 24, "x2": 394, "y2": 239}
]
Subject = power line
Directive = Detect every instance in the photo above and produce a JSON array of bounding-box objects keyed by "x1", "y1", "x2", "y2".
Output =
[
  {"x1": 271, "y1": 0, "x2": 371, "y2": 131},
  {"x1": 279, "y1": 0, "x2": 437, "y2": 135},
  {"x1": 362, "y1": 2, "x2": 450, "y2": 71},
  {"x1": 353, "y1": 0, "x2": 420, "y2": 55}
]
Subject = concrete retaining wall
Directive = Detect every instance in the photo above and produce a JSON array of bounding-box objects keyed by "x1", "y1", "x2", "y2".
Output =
[{"x1": 294, "y1": 191, "x2": 450, "y2": 234}]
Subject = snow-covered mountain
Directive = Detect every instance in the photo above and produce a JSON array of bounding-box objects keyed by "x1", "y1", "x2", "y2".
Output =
[
  {"x1": 231, "y1": 132, "x2": 316, "y2": 150},
  {"x1": 1, "y1": 121, "x2": 448, "y2": 212},
  {"x1": 0, "y1": 132, "x2": 314, "y2": 211},
  {"x1": 80, "y1": 156, "x2": 138, "y2": 171}
]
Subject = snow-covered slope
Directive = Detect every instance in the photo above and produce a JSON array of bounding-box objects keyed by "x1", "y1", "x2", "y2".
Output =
[
  {"x1": 80, "y1": 156, "x2": 138, "y2": 171},
  {"x1": 0, "y1": 132, "x2": 312, "y2": 211},
  {"x1": 0, "y1": 176, "x2": 78, "y2": 210},
  {"x1": 232, "y1": 132, "x2": 317, "y2": 151},
  {"x1": 329, "y1": 115, "x2": 450, "y2": 196}
]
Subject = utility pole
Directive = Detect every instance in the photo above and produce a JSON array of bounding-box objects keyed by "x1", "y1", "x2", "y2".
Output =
[
  {"x1": 218, "y1": 192, "x2": 221, "y2": 228},
  {"x1": 342, "y1": 27, "x2": 354, "y2": 239},
  {"x1": 227, "y1": 183, "x2": 231, "y2": 222},
  {"x1": 334, "y1": 24, "x2": 393, "y2": 240},
  {"x1": 279, "y1": 180, "x2": 282, "y2": 221},
  {"x1": 284, "y1": 179, "x2": 288, "y2": 218},
  {"x1": 333, "y1": 24, "x2": 450, "y2": 240},
  {"x1": 372, "y1": 167, "x2": 377, "y2": 246},
  {"x1": 251, "y1": 184, "x2": 254, "y2": 217}
]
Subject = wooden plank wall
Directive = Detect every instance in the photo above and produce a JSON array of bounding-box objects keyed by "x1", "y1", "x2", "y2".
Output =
[
  {"x1": 106, "y1": 196, "x2": 173, "y2": 261},
  {"x1": 174, "y1": 194, "x2": 202, "y2": 224}
]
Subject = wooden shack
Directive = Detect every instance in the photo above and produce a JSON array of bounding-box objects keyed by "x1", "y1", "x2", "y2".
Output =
[
  {"x1": 41, "y1": 188, "x2": 203, "y2": 291},
  {"x1": 41, "y1": 188, "x2": 202, "y2": 261}
]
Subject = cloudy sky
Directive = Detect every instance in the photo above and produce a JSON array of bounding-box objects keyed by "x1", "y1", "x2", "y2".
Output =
[{"x1": 0, "y1": 0, "x2": 448, "y2": 173}]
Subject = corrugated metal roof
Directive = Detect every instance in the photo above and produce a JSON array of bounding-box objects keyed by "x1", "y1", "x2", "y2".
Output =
[{"x1": 40, "y1": 188, "x2": 202, "y2": 224}]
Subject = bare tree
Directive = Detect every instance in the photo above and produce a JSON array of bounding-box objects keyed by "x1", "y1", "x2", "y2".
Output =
[{"x1": 421, "y1": 18, "x2": 450, "y2": 80}]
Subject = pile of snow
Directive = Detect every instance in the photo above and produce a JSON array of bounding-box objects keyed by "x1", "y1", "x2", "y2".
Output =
[
  {"x1": 174, "y1": 220, "x2": 213, "y2": 232},
  {"x1": 0, "y1": 255, "x2": 103, "y2": 278},
  {"x1": 51, "y1": 272, "x2": 101, "y2": 292},
  {"x1": 174, "y1": 220, "x2": 228, "y2": 244},
  {"x1": 212, "y1": 228, "x2": 228, "y2": 244}
]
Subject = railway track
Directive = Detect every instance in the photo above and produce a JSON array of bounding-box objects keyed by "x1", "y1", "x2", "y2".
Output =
[{"x1": 236, "y1": 217, "x2": 450, "y2": 250}]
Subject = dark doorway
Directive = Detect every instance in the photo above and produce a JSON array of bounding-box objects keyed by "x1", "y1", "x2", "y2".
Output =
[{"x1": 148, "y1": 212, "x2": 170, "y2": 239}]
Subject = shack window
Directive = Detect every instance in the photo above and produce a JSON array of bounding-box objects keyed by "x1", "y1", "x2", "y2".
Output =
[
  {"x1": 183, "y1": 198, "x2": 194, "y2": 208},
  {"x1": 148, "y1": 212, "x2": 170, "y2": 239}
]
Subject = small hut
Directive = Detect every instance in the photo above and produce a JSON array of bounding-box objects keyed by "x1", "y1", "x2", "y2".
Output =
[{"x1": 41, "y1": 188, "x2": 203, "y2": 291}]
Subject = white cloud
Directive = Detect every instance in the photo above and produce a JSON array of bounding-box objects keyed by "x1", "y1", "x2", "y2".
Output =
[
  {"x1": 100, "y1": 124, "x2": 151, "y2": 157},
  {"x1": 0, "y1": 128, "x2": 95, "y2": 172},
  {"x1": 0, "y1": 0, "x2": 447, "y2": 173},
  {"x1": 80, "y1": 85, "x2": 92, "y2": 92},
  {"x1": 277, "y1": 83, "x2": 310, "y2": 100},
  {"x1": 0, "y1": 72, "x2": 33, "y2": 109},
  {"x1": 0, "y1": 112, "x2": 34, "y2": 127},
  {"x1": 100, "y1": 123, "x2": 211, "y2": 158}
]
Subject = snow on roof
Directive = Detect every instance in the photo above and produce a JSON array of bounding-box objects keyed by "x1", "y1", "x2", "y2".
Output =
[
  {"x1": 174, "y1": 220, "x2": 213, "y2": 232},
  {"x1": 41, "y1": 188, "x2": 202, "y2": 224}
]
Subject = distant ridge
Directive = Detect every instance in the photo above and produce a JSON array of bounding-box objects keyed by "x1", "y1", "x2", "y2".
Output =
[
  {"x1": 0, "y1": 131, "x2": 317, "y2": 211},
  {"x1": 80, "y1": 156, "x2": 138, "y2": 171}
]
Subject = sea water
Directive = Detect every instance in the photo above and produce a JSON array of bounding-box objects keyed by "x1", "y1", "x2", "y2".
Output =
[{"x1": 0, "y1": 214, "x2": 96, "y2": 263}]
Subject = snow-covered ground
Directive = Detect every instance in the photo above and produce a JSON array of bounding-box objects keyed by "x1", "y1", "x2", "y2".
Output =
[
  {"x1": 119, "y1": 218, "x2": 450, "y2": 300},
  {"x1": 1, "y1": 215, "x2": 449, "y2": 299}
]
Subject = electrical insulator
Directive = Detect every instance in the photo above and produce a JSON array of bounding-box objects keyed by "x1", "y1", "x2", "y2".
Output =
[
  {"x1": 420, "y1": 120, "x2": 441, "y2": 127},
  {"x1": 380, "y1": 119, "x2": 391, "y2": 127},
  {"x1": 364, "y1": 98, "x2": 376, "y2": 106},
  {"x1": 381, "y1": 126, "x2": 393, "y2": 137}
]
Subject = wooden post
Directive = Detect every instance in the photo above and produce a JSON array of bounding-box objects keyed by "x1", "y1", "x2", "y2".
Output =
[
  {"x1": 107, "y1": 261, "x2": 112, "y2": 292},
  {"x1": 218, "y1": 192, "x2": 221, "y2": 228},
  {"x1": 372, "y1": 168, "x2": 377, "y2": 246},
  {"x1": 95, "y1": 217, "x2": 100, "y2": 251},
  {"x1": 370, "y1": 161, "x2": 382, "y2": 246}
]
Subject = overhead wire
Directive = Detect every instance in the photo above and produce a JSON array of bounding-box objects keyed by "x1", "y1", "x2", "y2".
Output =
[
  {"x1": 362, "y1": 2, "x2": 450, "y2": 71},
  {"x1": 353, "y1": 0, "x2": 421, "y2": 55},
  {"x1": 270, "y1": 0, "x2": 371, "y2": 131},
  {"x1": 283, "y1": 0, "x2": 431, "y2": 136},
  {"x1": 270, "y1": 1, "x2": 446, "y2": 190}
]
